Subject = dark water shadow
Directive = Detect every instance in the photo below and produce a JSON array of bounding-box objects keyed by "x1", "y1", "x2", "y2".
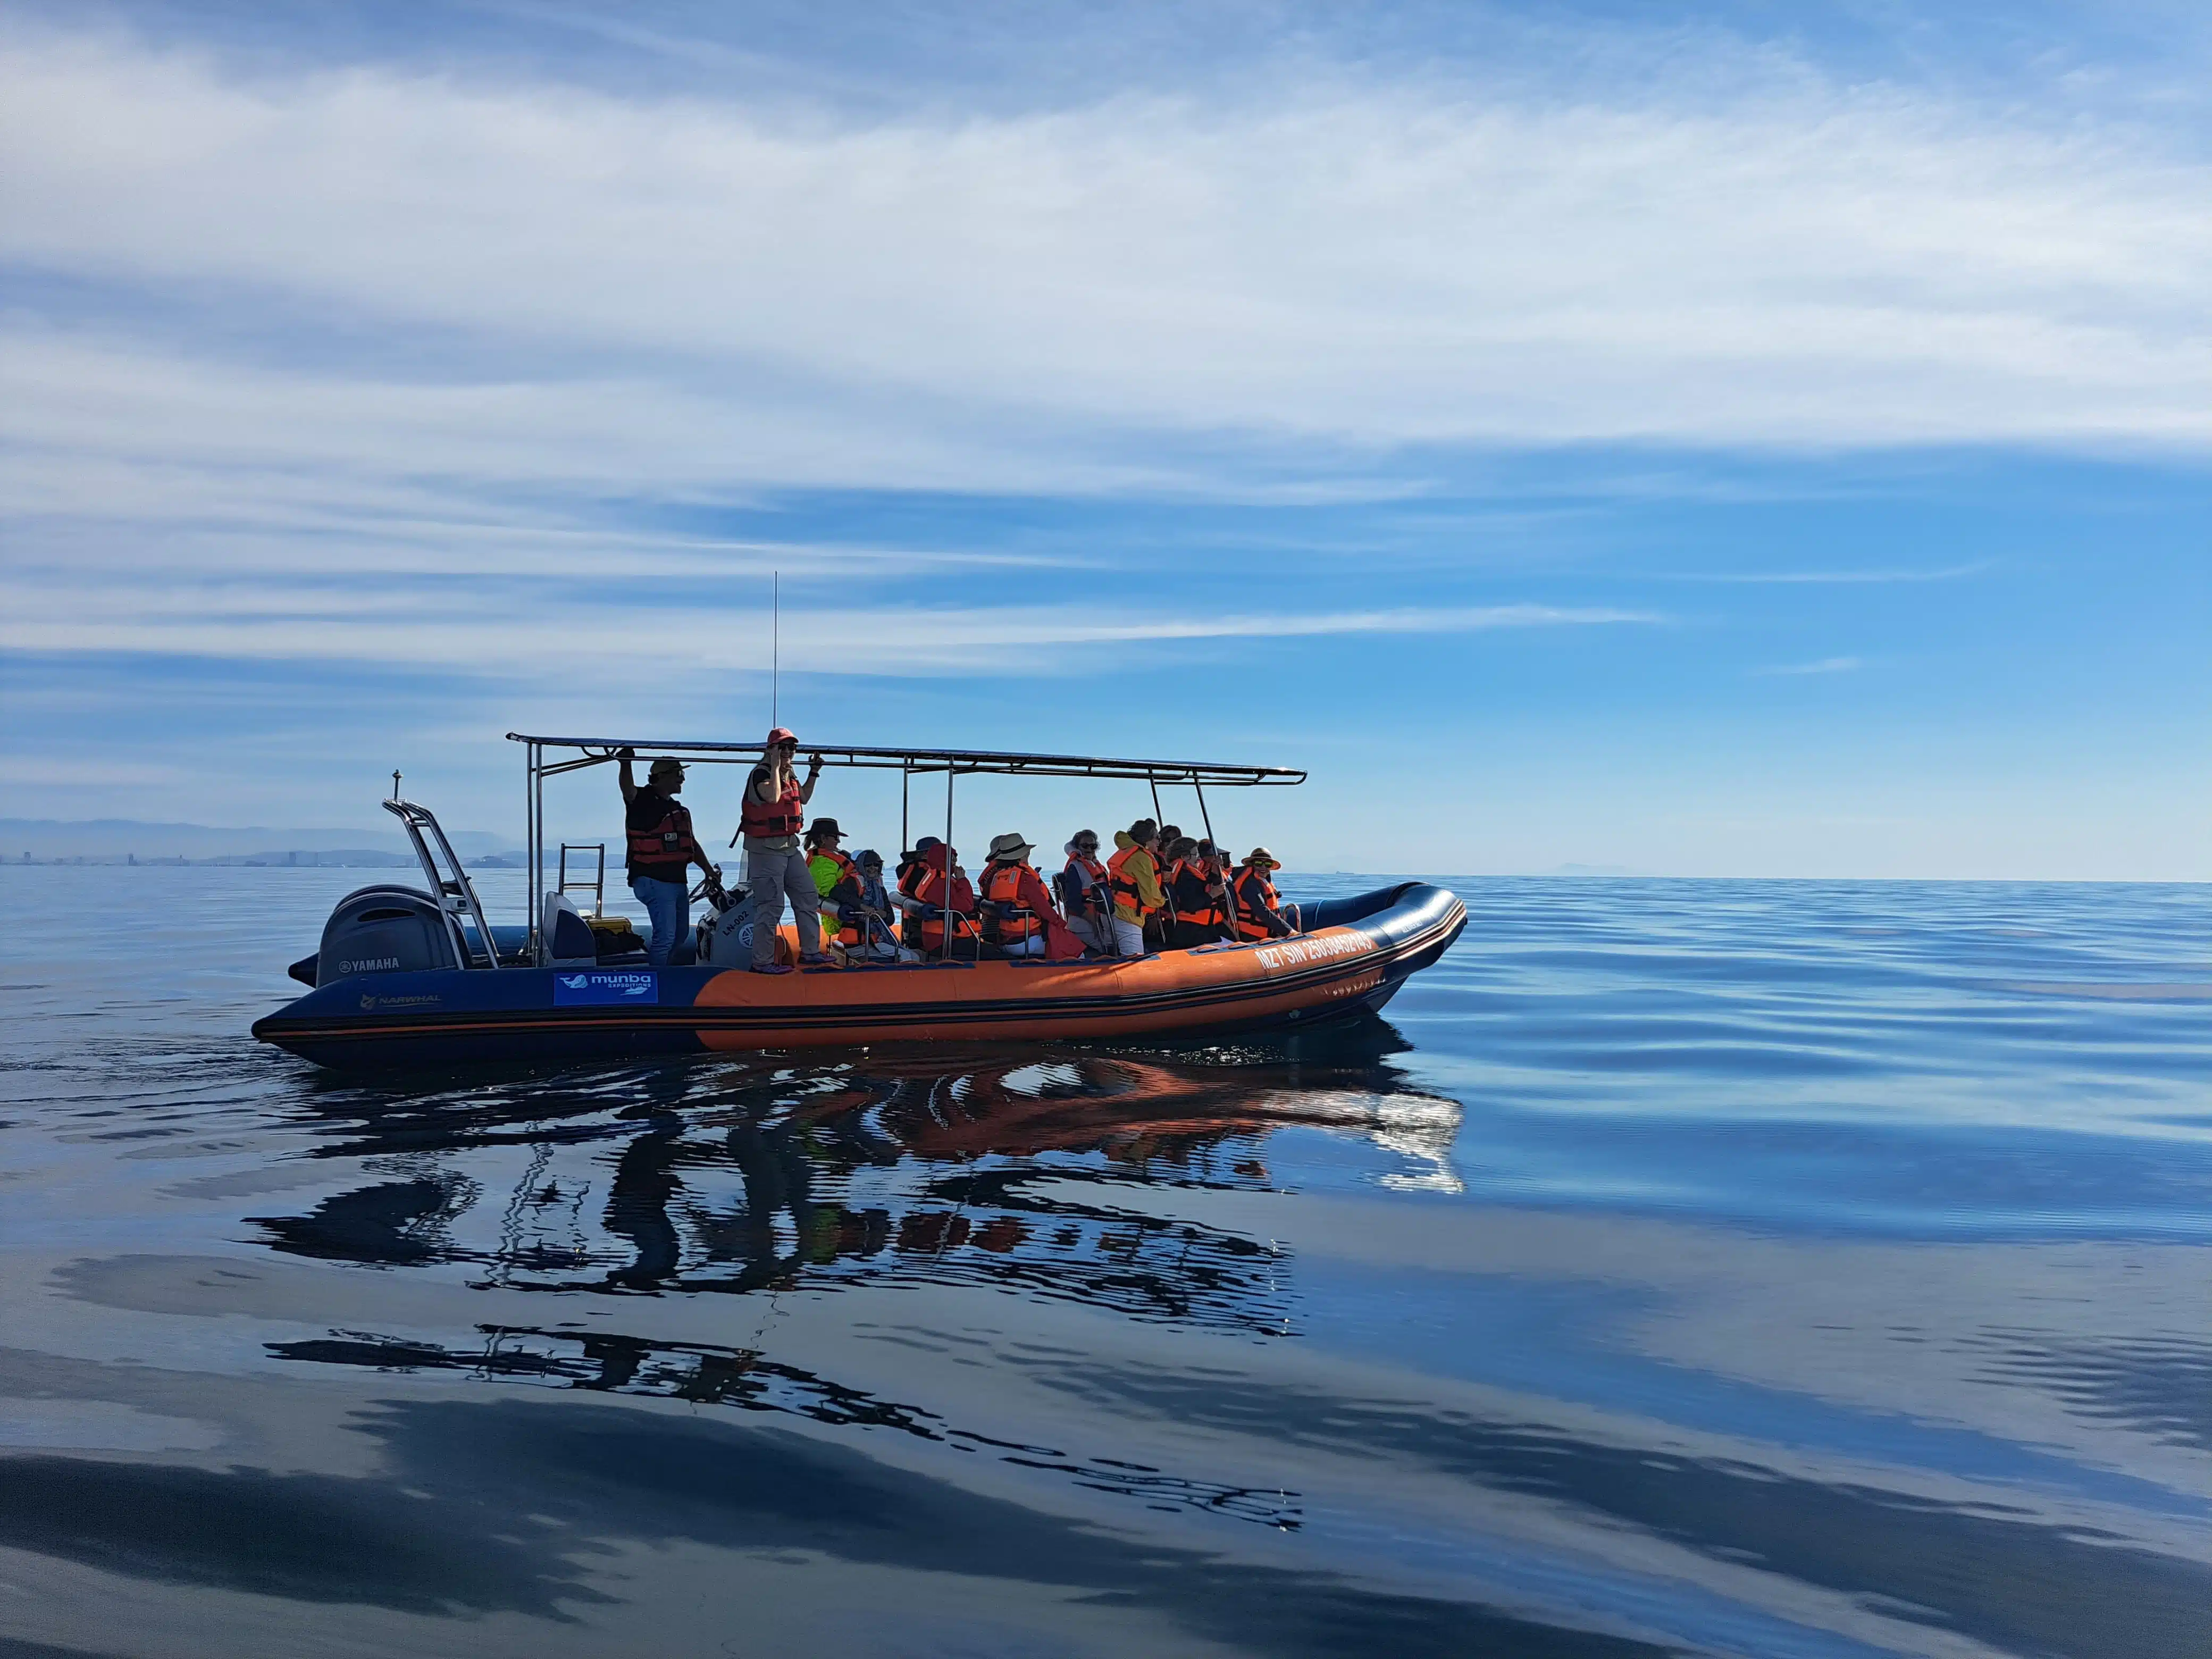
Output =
[
  {"x1": 1044, "y1": 1367, "x2": 2212, "y2": 1659},
  {"x1": 0, "y1": 1396, "x2": 1678, "y2": 1657}
]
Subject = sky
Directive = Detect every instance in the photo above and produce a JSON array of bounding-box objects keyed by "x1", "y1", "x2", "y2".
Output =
[{"x1": 0, "y1": 1, "x2": 2206, "y2": 878}]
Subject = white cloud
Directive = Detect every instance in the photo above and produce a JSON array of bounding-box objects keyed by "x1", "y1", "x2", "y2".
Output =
[
  {"x1": 0, "y1": 755, "x2": 189, "y2": 788},
  {"x1": 2, "y1": 23, "x2": 2209, "y2": 472},
  {"x1": 1668, "y1": 564, "x2": 1992, "y2": 584},
  {"x1": 0, "y1": 571, "x2": 1658, "y2": 675}
]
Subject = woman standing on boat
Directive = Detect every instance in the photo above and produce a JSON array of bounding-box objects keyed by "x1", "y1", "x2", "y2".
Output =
[{"x1": 741, "y1": 727, "x2": 825, "y2": 974}]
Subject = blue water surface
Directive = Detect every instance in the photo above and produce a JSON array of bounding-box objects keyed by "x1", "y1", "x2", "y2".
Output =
[{"x1": 0, "y1": 867, "x2": 2206, "y2": 1659}]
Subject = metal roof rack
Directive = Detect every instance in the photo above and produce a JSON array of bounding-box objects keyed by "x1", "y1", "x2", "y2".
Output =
[
  {"x1": 506, "y1": 734, "x2": 1303, "y2": 789},
  {"x1": 508, "y1": 733, "x2": 1304, "y2": 962}
]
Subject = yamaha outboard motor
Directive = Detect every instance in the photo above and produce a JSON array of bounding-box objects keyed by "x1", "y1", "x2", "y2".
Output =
[{"x1": 314, "y1": 886, "x2": 460, "y2": 986}]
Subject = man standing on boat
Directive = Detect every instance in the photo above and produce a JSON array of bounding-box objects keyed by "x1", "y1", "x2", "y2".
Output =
[
  {"x1": 616, "y1": 750, "x2": 720, "y2": 967},
  {"x1": 741, "y1": 727, "x2": 825, "y2": 974}
]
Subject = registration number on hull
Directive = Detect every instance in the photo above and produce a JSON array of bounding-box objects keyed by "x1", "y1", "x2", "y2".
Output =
[{"x1": 1254, "y1": 933, "x2": 1370, "y2": 971}]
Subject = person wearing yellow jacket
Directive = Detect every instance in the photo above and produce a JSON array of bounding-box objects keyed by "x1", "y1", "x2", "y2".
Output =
[{"x1": 1107, "y1": 818, "x2": 1165, "y2": 956}]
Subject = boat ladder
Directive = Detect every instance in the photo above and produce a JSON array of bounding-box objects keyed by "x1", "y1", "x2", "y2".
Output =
[
  {"x1": 557, "y1": 842, "x2": 607, "y2": 917},
  {"x1": 384, "y1": 796, "x2": 502, "y2": 969}
]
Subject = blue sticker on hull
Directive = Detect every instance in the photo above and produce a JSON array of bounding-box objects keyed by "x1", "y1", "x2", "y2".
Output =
[{"x1": 553, "y1": 970, "x2": 658, "y2": 1006}]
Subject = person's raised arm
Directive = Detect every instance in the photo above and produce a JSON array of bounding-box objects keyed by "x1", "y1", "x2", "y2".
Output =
[
  {"x1": 798, "y1": 752, "x2": 824, "y2": 805},
  {"x1": 617, "y1": 747, "x2": 639, "y2": 805}
]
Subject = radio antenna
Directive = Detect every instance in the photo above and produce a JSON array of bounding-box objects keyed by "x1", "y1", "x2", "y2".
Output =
[{"x1": 771, "y1": 570, "x2": 780, "y2": 728}]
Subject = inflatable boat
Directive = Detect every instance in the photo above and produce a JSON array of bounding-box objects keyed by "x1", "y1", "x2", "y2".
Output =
[{"x1": 252, "y1": 734, "x2": 1465, "y2": 1070}]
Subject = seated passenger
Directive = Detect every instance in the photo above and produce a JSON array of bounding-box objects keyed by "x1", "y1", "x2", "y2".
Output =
[
  {"x1": 1231, "y1": 847, "x2": 1297, "y2": 940},
  {"x1": 1059, "y1": 831, "x2": 1111, "y2": 951},
  {"x1": 909, "y1": 841, "x2": 995, "y2": 959},
  {"x1": 805, "y1": 818, "x2": 853, "y2": 901},
  {"x1": 1165, "y1": 837, "x2": 1234, "y2": 949},
  {"x1": 1107, "y1": 819, "x2": 1165, "y2": 957},
  {"x1": 895, "y1": 837, "x2": 941, "y2": 948},
  {"x1": 1145, "y1": 827, "x2": 1189, "y2": 949},
  {"x1": 836, "y1": 848, "x2": 906, "y2": 960},
  {"x1": 981, "y1": 833, "x2": 1085, "y2": 960}
]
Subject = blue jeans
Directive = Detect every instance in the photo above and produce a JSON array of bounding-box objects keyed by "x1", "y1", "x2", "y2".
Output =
[{"x1": 630, "y1": 875, "x2": 690, "y2": 967}]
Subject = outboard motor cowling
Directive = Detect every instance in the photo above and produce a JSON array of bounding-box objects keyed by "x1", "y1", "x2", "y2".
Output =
[{"x1": 315, "y1": 886, "x2": 460, "y2": 986}]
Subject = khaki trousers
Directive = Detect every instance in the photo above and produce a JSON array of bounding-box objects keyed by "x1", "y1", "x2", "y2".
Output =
[{"x1": 745, "y1": 843, "x2": 823, "y2": 965}]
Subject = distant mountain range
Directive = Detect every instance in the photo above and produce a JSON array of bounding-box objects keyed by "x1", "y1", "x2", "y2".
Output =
[{"x1": 0, "y1": 818, "x2": 525, "y2": 866}]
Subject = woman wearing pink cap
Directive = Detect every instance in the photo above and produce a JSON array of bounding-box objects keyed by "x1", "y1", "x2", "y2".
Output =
[{"x1": 738, "y1": 727, "x2": 824, "y2": 973}]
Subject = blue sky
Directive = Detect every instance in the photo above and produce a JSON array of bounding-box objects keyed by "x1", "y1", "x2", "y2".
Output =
[{"x1": 1, "y1": 1, "x2": 2206, "y2": 877}]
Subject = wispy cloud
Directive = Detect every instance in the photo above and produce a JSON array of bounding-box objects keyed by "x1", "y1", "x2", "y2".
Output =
[
  {"x1": 1665, "y1": 563, "x2": 1993, "y2": 584},
  {"x1": 0, "y1": 578, "x2": 1660, "y2": 676},
  {"x1": 0, "y1": 755, "x2": 190, "y2": 788},
  {"x1": 4, "y1": 24, "x2": 2210, "y2": 479},
  {"x1": 1754, "y1": 656, "x2": 1864, "y2": 676}
]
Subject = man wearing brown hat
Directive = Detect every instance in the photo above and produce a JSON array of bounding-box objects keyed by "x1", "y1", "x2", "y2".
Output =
[
  {"x1": 617, "y1": 749, "x2": 720, "y2": 966},
  {"x1": 1231, "y1": 847, "x2": 1298, "y2": 941}
]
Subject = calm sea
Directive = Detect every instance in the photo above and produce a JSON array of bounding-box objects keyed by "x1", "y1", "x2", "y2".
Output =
[{"x1": 1, "y1": 866, "x2": 2207, "y2": 1659}]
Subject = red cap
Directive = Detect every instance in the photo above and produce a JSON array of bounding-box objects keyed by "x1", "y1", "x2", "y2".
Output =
[{"x1": 766, "y1": 727, "x2": 797, "y2": 746}]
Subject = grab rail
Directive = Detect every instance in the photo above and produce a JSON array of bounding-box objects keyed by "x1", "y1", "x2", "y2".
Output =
[{"x1": 384, "y1": 797, "x2": 501, "y2": 969}]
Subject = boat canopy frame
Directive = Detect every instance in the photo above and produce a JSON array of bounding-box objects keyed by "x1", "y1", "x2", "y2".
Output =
[{"x1": 509, "y1": 733, "x2": 1305, "y2": 962}]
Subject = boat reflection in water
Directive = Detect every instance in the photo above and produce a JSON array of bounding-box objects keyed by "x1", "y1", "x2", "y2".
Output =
[{"x1": 252, "y1": 1026, "x2": 1457, "y2": 1528}]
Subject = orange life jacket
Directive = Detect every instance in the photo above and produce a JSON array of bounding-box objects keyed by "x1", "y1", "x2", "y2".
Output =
[
  {"x1": 912, "y1": 863, "x2": 982, "y2": 949},
  {"x1": 1169, "y1": 859, "x2": 1225, "y2": 928},
  {"x1": 626, "y1": 794, "x2": 697, "y2": 872},
  {"x1": 981, "y1": 862, "x2": 1044, "y2": 941},
  {"x1": 1108, "y1": 842, "x2": 1161, "y2": 917},
  {"x1": 739, "y1": 767, "x2": 805, "y2": 840},
  {"x1": 1232, "y1": 866, "x2": 1282, "y2": 939}
]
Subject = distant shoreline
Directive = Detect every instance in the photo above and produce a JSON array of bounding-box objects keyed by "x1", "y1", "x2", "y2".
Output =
[{"x1": 4, "y1": 852, "x2": 525, "y2": 869}]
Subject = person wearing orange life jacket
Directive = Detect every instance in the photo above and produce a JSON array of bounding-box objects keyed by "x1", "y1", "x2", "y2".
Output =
[
  {"x1": 894, "y1": 837, "x2": 941, "y2": 949},
  {"x1": 979, "y1": 833, "x2": 1086, "y2": 960},
  {"x1": 740, "y1": 727, "x2": 825, "y2": 974},
  {"x1": 909, "y1": 841, "x2": 993, "y2": 958},
  {"x1": 1106, "y1": 818, "x2": 1165, "y2": 957},
  {"x1": 1231, "y1": 847, "x2": 1298, "y2": 941},
  {"x1": 617, "y1": 749, "x2": 720, "y2": 966},
  {"x1": 1148, "y1": 825, "x2": 1189, "y2": 947},
  {"x1": 1164, "y1": 837, "x2": 1233, "y2": 949},
  {"x1": 1058, "y1": 830, "x2": 1111, "y2": 951}
]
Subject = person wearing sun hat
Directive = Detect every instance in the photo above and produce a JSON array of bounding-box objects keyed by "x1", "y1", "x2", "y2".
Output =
[
  {"x1": 615, "y1": 748, "x2": 720, "y2": 966},
  {"x1": 981, "y1": 832, "x2": 1085, "y2": 960},
  {"x1": 1231, "y1": 846, "x2": 1298, "y2": 941}
]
